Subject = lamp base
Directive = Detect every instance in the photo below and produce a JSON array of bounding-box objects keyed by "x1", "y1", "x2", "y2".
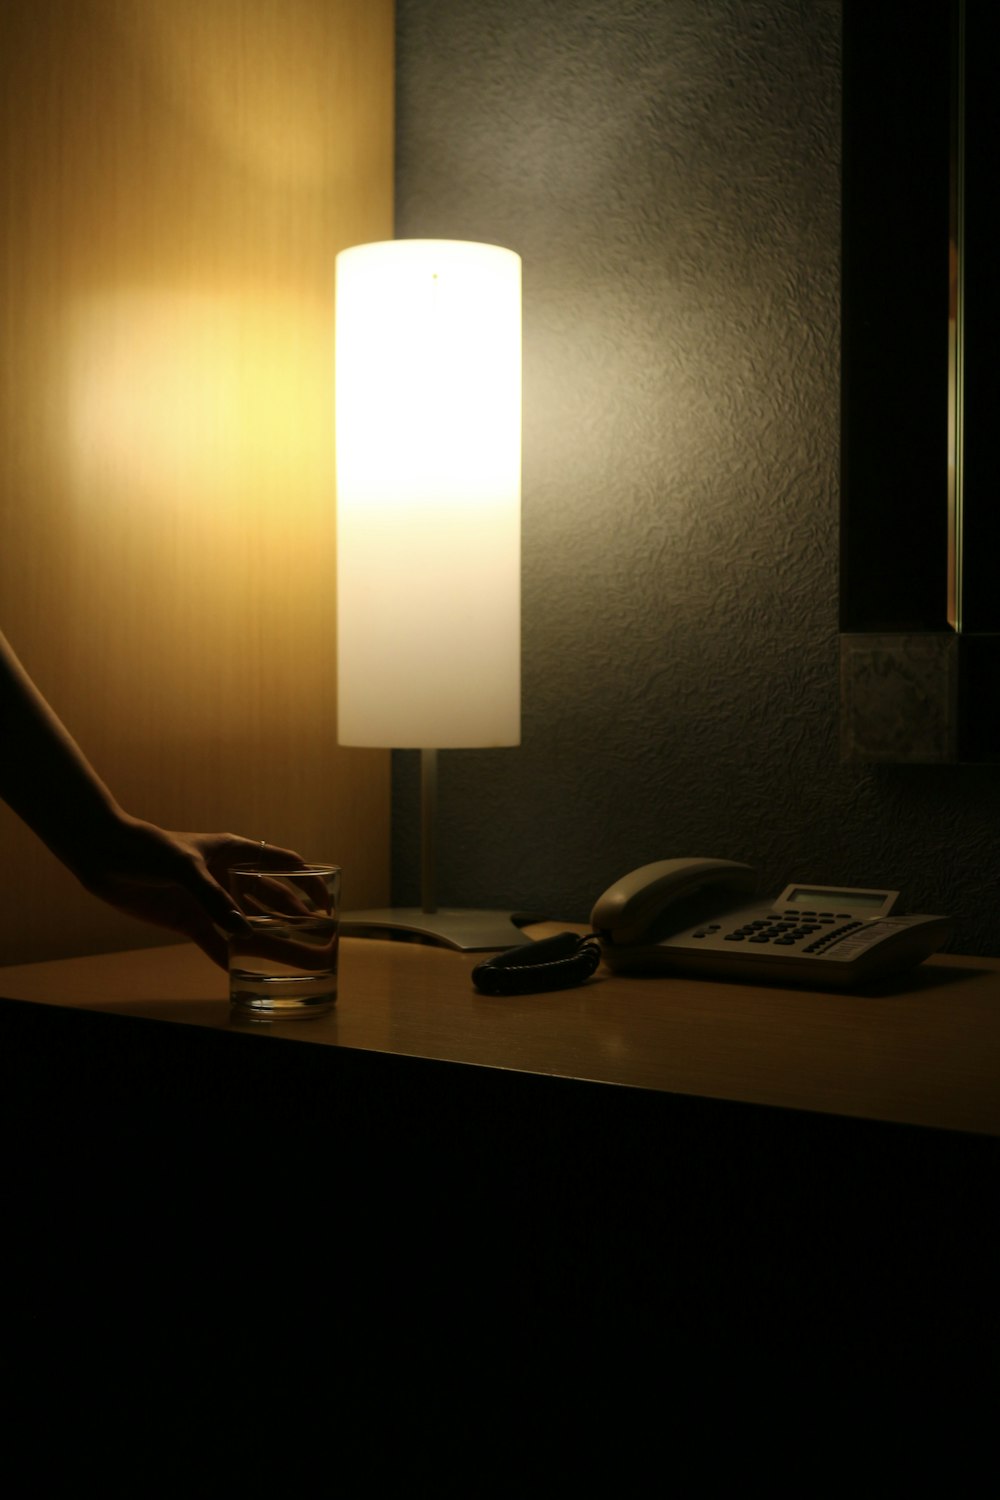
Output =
[{"x1": 339, "y1": 907, "x2": 539, "y2": 953}]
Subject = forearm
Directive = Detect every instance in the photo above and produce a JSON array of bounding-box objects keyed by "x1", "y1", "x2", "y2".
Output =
[
  {"x1": 0, "y1": 631, "x2": 304, "y2": 967},
  {"x1": 0, "y1": 630, "x2": 129, "y2": 872}
]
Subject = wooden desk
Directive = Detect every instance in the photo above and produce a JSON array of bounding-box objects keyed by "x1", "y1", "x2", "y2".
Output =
[
  {"x1": 1, "y1": 932, "x2": 997, "y2": 1398},
  {"x1": 1, "y1": 927, "x2": 998, "y2": 1134}
]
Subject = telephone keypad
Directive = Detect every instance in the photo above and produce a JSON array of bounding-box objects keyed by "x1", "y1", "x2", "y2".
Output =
[{"x1": 711, "y1": 909, "x2": 866, "y2": 955}]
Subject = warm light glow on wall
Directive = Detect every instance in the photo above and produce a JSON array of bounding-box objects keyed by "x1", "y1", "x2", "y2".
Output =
[
  {"x1": 335, "y1": 239, "x2": 522, "y2": 749},
  {"x1": 67, "y1": 290, "x2": 331, "y2": 513},
  {"x1": 109, "y1": 0, "x2": 371, "y2": 190}
]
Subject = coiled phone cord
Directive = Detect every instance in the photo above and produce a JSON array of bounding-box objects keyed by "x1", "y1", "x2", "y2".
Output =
[{"x1": 471, "y1": 931, "x2": 602, "y2": 996}]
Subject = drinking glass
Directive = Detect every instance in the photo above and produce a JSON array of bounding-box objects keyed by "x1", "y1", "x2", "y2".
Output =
[{"x1": 228, "y1": 864, "x2": 340, "y2": 1020}]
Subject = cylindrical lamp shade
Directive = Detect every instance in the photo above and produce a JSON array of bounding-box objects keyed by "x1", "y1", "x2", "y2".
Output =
[{"x1": 336, "y1": 239, "x2": 521, "y2": 748}]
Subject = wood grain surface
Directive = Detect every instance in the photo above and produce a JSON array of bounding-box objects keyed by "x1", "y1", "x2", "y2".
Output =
[
  {"x1": 2, "y1": 925, "x2": 998, "y2": 1135},
  {"x1": 0, "y1": 0, "x2": 394, "y2": 962}
]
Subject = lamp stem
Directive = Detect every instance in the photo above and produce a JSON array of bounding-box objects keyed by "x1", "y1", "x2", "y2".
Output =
[
  {"x1": 420, "y1": 748, "x2": 438, "y2": 914},
  {"x1": 340, "y1": 739, "x2": 532, "y2": 952}
]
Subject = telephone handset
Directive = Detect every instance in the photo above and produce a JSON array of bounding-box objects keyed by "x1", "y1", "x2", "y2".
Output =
[
  {"x1": 590, "y1": 858, "x2": 757, "y2": 944},
  {"x1": 590, "y1": 858, "x2": 953, "y2": 988}
]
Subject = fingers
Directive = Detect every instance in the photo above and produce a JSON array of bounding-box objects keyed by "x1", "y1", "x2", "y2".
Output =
[
  {"x1": 245, "y1": 845, "x2": 331, "y2": 910},
  {"x1": 254, "y1": 840, "x2": 307, "y2": 871},
  {"x1": 229, "y1": 868, "x2": 333, "y2": 921},
  {"x1": 227, "y1": 920, "x2": 338, "y2": 973},
  {"x1": 186, "y1": 863, "x2": 255, "y2": 938},
  {"x1": 187, "y1": 879, "x2": 254, "y2": 971},
  {"x1": 204, "y1": 835, "x2": 306, "y2": 873},
  {"x1": 213, "y1": 838, "x2": 332, "y2": 915},
  {"x1": 163, "y1": 837, "x2": 256, "y2": 937},
  {"x1": 161, "y1": 830, "x2": 329, "y2": 963},
  {"x1": 232, "y1": 873, "x2": 313, "y2": 920}
]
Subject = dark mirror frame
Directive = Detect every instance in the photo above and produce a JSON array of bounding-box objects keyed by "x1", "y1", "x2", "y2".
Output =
[{"x1": 840, "y1": 0, "x2": 1000, "y2": 763}]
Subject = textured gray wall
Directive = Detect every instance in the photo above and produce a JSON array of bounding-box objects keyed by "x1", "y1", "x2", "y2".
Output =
[{"x1": 393, "y1": 0, "x2": 1000, "y2": 955}]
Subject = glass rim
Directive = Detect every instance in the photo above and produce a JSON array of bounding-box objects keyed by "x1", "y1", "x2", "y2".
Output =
[{"x1": 229, "y1": 863, "x2": 341, "y2": 878}]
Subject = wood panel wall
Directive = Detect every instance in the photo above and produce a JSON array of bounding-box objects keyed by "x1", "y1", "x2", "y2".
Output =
[{"x1": 0, "y1": 0, "x2": 394, "y2": 963}]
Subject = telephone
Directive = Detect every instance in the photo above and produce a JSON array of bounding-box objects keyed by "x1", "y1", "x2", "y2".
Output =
[{"x1": 590, "y1": 858, "x2": 954, "y2": 988}]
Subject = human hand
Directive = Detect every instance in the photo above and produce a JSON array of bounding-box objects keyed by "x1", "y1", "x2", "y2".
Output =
[
  {"x1": 73, "y1": 816, "x2": 307, "y2": 968},
  {"x1": 227, "y1": 865, "x2": 339, "y2": 974}
]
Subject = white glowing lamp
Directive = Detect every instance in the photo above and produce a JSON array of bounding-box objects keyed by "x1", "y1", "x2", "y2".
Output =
[{"x1": 335, "y1": 239, "x2": 528, "y2": 950}]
